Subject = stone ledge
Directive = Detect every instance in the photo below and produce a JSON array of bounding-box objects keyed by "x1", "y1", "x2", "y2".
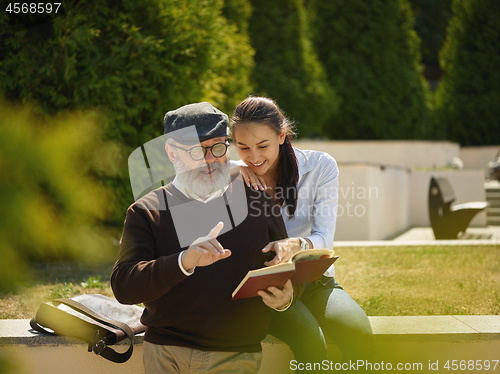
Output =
[
  {"x1": 2, "y1": 316, "x2": 500, "y2": 374},
  {"x1": 370, "y1": 316, "x2": 500, "y2": 342},
  {"x1": 2, "y1": 315, "x2": 499, "y2": 346},
  {"x1": 334, "y1": 239, "x2": 500, "y2": 247},
  {"x1": 0, "y1": 319, "x2": 145, "y2": 346}
]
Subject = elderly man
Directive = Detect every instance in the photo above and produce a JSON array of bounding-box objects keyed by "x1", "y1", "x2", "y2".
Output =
[{"x1": 111, "y1": 102, "x2": 301, "y2": 374}]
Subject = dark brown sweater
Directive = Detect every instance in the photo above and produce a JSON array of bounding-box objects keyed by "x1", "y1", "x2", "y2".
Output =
[{"x1": 111, "y1": 175, "x2": 296, "y2": 352}]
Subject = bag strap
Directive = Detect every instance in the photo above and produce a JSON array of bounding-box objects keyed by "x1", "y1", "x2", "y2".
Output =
[
  {"x1": 30, "y1": 316, "x2": 54, "y2": 334},
  {"x1": 30, "y1": 298, "x2": 136, "y2": 363},
  {"x1": 57, "y1": 298, "x2": 136, "y2": 363}
]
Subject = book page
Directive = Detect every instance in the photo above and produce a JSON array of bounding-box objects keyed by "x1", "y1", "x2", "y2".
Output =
[
  {"x1": 246, "y1": 262, "x2": 295, "y2": 276},
  {"x1": 292, "y1": 248, "x2": 335, "y2": 262}
]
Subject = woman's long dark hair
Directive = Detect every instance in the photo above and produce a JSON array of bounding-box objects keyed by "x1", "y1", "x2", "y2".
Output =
[{"x1": 231, "y1": 96, "x2": 299, "y2": 216}]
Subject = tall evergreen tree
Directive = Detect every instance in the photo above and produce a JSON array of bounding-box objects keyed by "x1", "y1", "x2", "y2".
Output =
[
  {"x1": 433, "y1": 0, "x2": 500, "y2": 145},
  {"x1": 248, "y1": 0, "x2": 336, "y2": 137},
  {"x1": 309, "y1": 0, "x2": 430, "y2": 140}
]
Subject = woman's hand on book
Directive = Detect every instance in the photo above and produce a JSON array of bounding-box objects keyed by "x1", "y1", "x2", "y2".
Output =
[
  {"x1": 262, "y1": 238, "x2": 301, "y2": 266},
  {"x1": 181, "y1": 222, "x2": 231, "y2": 271},
  {"x1": 258, "y1": 280, "x2": 293, "y2": 309}
]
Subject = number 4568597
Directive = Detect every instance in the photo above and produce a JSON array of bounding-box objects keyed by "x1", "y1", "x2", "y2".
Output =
[
  {"x1": 5, "y1": 3, "x2": 62, "y2": 14},
  {"x1": 444, "y1": 360, "x2": 498, "y2": 371}
]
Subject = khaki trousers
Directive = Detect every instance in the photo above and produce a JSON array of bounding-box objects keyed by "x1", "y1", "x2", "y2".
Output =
[{"x1": 143, "y1": 341, "x2": 262, "y2": 374}]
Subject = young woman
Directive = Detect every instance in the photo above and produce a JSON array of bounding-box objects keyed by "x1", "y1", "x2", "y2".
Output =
[{"x1": 231, "y1": 96, "x2": 375, "y2": 364}]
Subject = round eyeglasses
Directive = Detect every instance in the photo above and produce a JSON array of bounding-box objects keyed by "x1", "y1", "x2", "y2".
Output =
[{"x1": 171, "y1": 142, "x2": 229, "y2": 161}]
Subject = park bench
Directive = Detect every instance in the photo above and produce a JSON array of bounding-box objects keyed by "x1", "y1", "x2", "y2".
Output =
[{"x1": 428, "y1": 177, "x2": 489, "y2": 239}]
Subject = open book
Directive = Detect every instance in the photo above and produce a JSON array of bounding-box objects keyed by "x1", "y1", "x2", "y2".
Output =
[{"x1": 232, "y1": 249, "x2": 338, "y2": 300}]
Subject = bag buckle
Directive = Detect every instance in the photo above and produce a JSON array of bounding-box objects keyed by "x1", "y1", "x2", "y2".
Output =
[
  {"x1": 89, "y1": 329, "x2": 107, "y2": 355},
  {"x1": 93, "y1": 339, "x2": 107, "y2": 356}
]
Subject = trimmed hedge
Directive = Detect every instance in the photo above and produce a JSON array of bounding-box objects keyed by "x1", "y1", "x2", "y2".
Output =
[
  {"x1": 433, "y1": 0, "x2": 500, "y2": 145},
  {"x1": 0, "y1": 0, "x2": 254, "y2": 225},
  {"x1": 248, "y1": 0, "x2": 337, "y2": 137},
  {"x1": 309, "y1": 0, "x2": 430, "y2": 140}
]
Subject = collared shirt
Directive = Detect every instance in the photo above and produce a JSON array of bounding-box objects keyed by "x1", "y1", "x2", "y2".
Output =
[
  {"x1": 231, "y1": 148, "x2": 339, "y2": 277},
  {"x1": 282, "y1": 147, "x2": 339, "y2": 277}
]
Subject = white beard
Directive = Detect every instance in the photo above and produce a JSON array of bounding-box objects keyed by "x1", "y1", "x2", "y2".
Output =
[{"x1": 174, "y1": 157, "x2": 231, "y2": 198}]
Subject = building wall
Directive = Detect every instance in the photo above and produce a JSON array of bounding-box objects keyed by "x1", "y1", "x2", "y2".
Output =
[
  {"x1": 409, "y1": 170, "x2": 488, "y2": 227},
  {"x1": 367, "y1": 165, "x2": 410, "y2": 240},
  {"x1": 459, "y1": 146, "x2": 500, "y2": 179},
  {"x1": 294, "y1": 140, "x2": 460, "y2": 169},
  {"x1": 335, "y1": 165, "x2": 372, "y2": 240},
  {"x1": 336, "y1": 164, "x2": 411, "y2": 241}
]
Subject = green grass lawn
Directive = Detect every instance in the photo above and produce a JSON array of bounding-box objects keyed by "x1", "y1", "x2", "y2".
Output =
[
  {"x1": 0, "y1": 262, "x2": 115, "y2": 319},
  {"x1": 334, "y1": 245, "x2": 500, "y2": 316},
  {"x1": 1, "y1": 245, "x2": 499, "y2": 319}
]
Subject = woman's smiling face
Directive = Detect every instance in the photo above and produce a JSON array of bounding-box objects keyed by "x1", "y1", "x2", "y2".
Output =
[{"x1": 233, "y1": 122, "x2": 285, "y2": 177}]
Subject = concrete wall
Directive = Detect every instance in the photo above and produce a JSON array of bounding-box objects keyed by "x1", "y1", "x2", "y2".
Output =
[
  {"x1": 335, "y1": 164, "x2": 411, "y2": 240},
  {"x1": 294, "y1": 140, "x2": 460, "y2": 169},
  {"x1": 460, "y1": 145, "x2": 500, "y2": 178},
  {"x1": 335, "y1": 165, "x2": 373, "y2": 241},
  {"x1": 336, "y1": 167, "x2": 488, "y2": 240},
  {"x1": 367, "y1": 165, "x2": 411, "y2": 239},
  {"x1": 409, "y1": 170, "x2": 488, "y2": 227}
]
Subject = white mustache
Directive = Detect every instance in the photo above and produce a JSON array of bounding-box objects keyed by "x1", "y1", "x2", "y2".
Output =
[{"x1": 197, "y1": 162, "x2": 222, "y2": 173}]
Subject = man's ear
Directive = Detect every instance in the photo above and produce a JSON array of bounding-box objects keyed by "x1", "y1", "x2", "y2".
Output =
[{"x1": 165, "y1": 144, "x2": 176, "y2": 163}]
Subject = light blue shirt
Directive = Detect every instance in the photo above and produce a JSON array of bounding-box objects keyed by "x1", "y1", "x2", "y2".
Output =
[
  {"x1": 282, "y1": 147, "x2": 339, "y2": 277},
  {"x1": 231, "y1": 147, "x2": 339, "y2": 277}
]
